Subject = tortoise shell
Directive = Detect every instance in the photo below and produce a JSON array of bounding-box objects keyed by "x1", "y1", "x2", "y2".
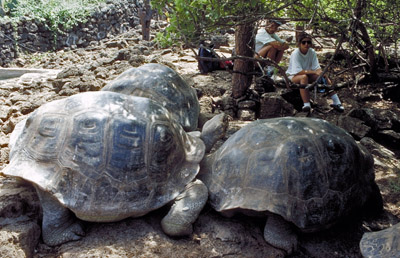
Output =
[
  {"x1": 360, "y1": 222, "x2": 400, "y2": 257},
  {"x1": 102, "y1": 63, "x2": 199, "y2": 131},
  {"x1": 4, "y1": 91, "x2": 205, "y2": 222},
  {"x1": 200, "y1": 117, "x2": 380, "y2": 231}
]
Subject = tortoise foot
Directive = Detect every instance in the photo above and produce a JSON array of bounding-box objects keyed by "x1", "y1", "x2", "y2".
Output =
[
  {"x1": 264, "y1": 213, "x2": 298, "y2": 255},
  {"x1": 43, "y1": 220, "x2": 85, "y2": 246},
  {"x1": 36, "y1": 187, "x2": 85, "y2": 246},
  {"x1": 161, "y1": 179, "x2": 208, "y2": 236}
]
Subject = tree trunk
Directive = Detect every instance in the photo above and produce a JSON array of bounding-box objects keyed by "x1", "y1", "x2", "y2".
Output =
[
  {"x1": 232, "y1": 23, "x2": 255, "y2": 99},
  {"x1": 353, "y1": 0, "x2": 377, "y2": 77}
]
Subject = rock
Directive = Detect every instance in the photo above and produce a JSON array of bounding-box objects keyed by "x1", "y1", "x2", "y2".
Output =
[
  {"x1": 376, "y1": 130, "x2": 400, "y2": 148},
  {"x1": 220, "y1": 94, "x2": 235, "y2": 110},
  {"x1": 237, "y1": 100, "x2": 256, "y2": 109},
  {"x1": 0, "y1": 105, "x2": 10, "y2": 121},
  {"x1": 1, "y1": 120, "x2": 14, "y2": 134},
  {"x1": 349, "y1": 108, "x2": 398, "y2": 131},
  {"x1": 338, "y1": 115, "x2": 371, "y2": 140},
  {"x1": 259, "y1": 92, "x2": 295, "y2": 118},
  {"x1": 0, "y1": 147, "x2": 9, "y2": 165},
  {"x1": 0, "y1": 133, "x2": 9, "y2": 147},
  {"x1": 254, "y1": 76, "x2": 275, "y2": 94},
  {"x1": 237, "y1": 109, "x2": 256, "y2": 121},
  {"x1": 56, "y1": 67, "x2": 84, "y2": 79},
  {"x1": 0, "y1": 221, "x2": 41, "y2": 258},
  {"x1": 0, "y1": 177, "x2": 41, "y2": 258}
]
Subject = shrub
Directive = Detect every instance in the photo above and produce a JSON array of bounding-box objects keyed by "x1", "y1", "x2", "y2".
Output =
[{"x1": 2, "y1": 0, "x2": 106, "y2": 35}]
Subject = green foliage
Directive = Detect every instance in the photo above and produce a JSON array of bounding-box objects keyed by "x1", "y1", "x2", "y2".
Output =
[
  {"x1": 151, "y1": 0, "x2": 289, "y2": 47},
  {"x1": 2, "y1": 0, "x2": 106, "y2": 35},
  {"x1": 288, "y1": 0, "x2": 399, "y2": 45}
]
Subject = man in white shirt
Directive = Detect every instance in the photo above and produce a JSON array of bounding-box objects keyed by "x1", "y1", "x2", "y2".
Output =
[{"x1": 255, "y1": 20, "x2": 289, "y2": 76}]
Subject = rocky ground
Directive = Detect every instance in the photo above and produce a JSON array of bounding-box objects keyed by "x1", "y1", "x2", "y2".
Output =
[{"x1": 0, "y1": 22, "x2": 399, "y2": 258}]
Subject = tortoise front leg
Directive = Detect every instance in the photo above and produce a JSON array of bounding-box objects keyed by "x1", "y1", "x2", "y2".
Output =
[
  {"x1": 35, "y1": 187, "x2": 85, "y2": 246},
  {"x1": 263, "y1": 213, "x2": 298, "y2": 255},
  {"x1": 161, "y1": 179, "x2": 208, "y2": 236}
]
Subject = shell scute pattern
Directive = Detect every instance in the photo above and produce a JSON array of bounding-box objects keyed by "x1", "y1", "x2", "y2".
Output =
[
  {"x1": 102, "y1": 63, "x2": 200, "y2": 131},
  {"x1": 107, "y1": 117, "x2": 146, "y2": 180},
  {"x1": 201, "y1": 117, "x2": 380, "y2": 231},
  {"x1": 69, "y1": 111, "x2": 107, "y2": 169},
  {"x1": 26, "y1": 114, "x2": 67, "y2": 160},
  {"x1": 360, "y1": 222, "x2": 400, "y2": 258},
  {"x1": 4, "y1": 91, "x2": 203, "y2": 221}
]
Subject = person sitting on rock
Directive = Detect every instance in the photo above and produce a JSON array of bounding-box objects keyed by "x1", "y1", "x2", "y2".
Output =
[
  {"x1": 254, "y1": 19, "x2": 289, "y2": 77},
  {"x1": 286, "y1": 32, "x2": 344, "y2": 113}
]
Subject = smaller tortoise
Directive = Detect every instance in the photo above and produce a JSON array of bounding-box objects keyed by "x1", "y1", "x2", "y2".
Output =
[
  {"x1": 360, "y1": 222, "x2": 400, "y2": 257},
  {"x1": 199, "y1": 117, "x2": 383, "y2": 255},
  {"x1": 3, "y1": 91, "x2": 227, "y2": 246},
  {"x1": 102, "y1": 63, "x2": 200, "y2": 132}
]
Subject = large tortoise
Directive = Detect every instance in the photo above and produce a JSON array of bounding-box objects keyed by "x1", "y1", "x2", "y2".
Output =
[
  {"x1": 2, "y1": 91, "x2": 227, "y2": 246},
  {"x1": 102, "y1": 63, "x2": 200, "y2": 131},
  {"x1": 360, "y1": 222, "x2": 400, "y2": 257},
  {"x1": 199, "y1": 117, "x2": 383, "y2": 255}
]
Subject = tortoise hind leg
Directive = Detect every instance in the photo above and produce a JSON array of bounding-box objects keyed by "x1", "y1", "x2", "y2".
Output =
[
  {"x1": 161, "y1": 179, "x2": 208, "y2": 236},
  {"x1": 264, "y1": 213, "x2": 298, "y2": 255},
  {"x1": 35, "y1": 187, "x2": 85, "y2": 246}
]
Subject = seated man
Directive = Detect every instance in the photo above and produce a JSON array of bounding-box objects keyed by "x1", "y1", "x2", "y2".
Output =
[{"x1": 255, "y1": 20, "x2": 289, "y2": 76}]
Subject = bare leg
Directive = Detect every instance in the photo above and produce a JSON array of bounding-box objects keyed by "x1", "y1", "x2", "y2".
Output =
[
  {"x1": 256, "y1": 45, "x2": 273, "y2": 58},
  {"x1": 292, "y1": 74, "x2": 310, "y2": 103},
  {"x1": 36, "y1": 187, "x2": 85, "y2": 246},
  {"x1": 266, "y1": 47, "x2": 278, "y2": 60},
  {"x1": 275, "y1": 50, "x2": 284, "y2": 63},
  {"x1": 300, "y1": 88, "x2": 311, "y2": 103},
  {"x1": 161, "y1": 179, "x2": 208, "y2": 236}
]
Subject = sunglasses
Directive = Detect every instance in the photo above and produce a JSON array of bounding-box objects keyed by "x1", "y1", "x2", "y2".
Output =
[{"x1": 301, "y1": 40, "x2": 312, "y2": 45}]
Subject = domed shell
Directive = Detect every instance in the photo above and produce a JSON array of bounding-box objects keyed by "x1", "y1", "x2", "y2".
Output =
[
  {"x1": 360, "y1": 222, "x2": 400, "y2": 258},
  {"x1": 200, "y1": 117, "x2": 376, "y2": 231},
  {"x1": 102, "y1": 63, "x2": 199, "y2": 131},
  {"x1": 4, "y1": 91, "x2": 205, "y2": 222}
]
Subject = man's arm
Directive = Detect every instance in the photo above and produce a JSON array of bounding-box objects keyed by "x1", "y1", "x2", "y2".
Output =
[{"x1": 269, "y1": 41, "x2": 289, "y2": 51}]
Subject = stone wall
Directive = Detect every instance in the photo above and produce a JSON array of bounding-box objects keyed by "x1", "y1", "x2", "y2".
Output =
[{"x1": 0, "y1": 0, "x2": 143, "y2": 66}]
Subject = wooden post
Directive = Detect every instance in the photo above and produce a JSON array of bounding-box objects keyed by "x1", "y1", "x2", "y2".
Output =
[{"x1": 140, "y1": 0, "x2": 152, "y2": 41}]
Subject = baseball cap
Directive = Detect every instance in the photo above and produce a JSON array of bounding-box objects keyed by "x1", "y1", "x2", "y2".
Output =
[{"x1": 270, "y1": 19, "x2": 283, "y2": 26}]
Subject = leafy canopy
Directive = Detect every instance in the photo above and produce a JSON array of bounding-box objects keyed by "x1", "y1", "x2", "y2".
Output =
[
  {"x1": 152, "y1": 0, "x2": 399, "y2": 48},
  {"x1": 151, "y1": 0, "x2": 290, "y2": 47}
]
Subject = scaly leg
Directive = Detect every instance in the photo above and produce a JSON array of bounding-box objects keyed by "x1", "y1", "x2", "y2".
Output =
[
  {"x1": 263, "y1": 213, "x2": 298, "y2": 255},
  {"x1": 161, "y1": 179, "x2": 208, "y2": 236},
  {"x1": 36, "y1": 187, "x2": 85, "y2": 246}
]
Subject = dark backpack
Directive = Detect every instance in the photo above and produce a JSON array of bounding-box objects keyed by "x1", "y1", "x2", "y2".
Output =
[{"x1": 198, "y1": 44, "x2": 221, "y2": 74}]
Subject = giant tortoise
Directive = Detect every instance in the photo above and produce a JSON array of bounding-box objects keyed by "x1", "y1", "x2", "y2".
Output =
[
  {"x1": 102, "y1": 63, "x2": 200, "y2": 131},
  {"x1": 360, "y1": 222, "x2": 400, "y2": 257},
  {"x1": 2, "y1": 91, "x2": 227, "y2": 246},
  {"x1": 199, "y1": 117, "x2": 383, "y2": 255}
]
